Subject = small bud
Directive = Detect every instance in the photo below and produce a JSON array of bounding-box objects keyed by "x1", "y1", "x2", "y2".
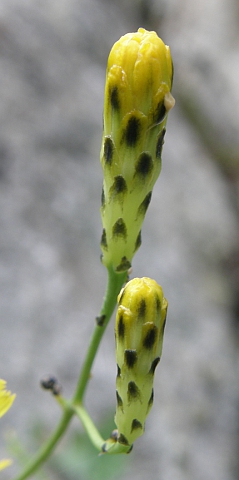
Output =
[
  {"x1": 114, "y1": 277, "x2": 167, "y2": 446},
  {"x1": 41, "y1": 375, "x2": 62, "y2": 396},
  {"x1": 100, "y1": 28, "x2": 174, "y2": 272}
]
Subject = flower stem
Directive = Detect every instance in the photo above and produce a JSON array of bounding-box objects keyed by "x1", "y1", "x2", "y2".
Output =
[
  {"x1": 14, "y1": 408, "x2": 74, "y2": 480},
  {"x1": 73, "y1": 266, "x2": 127, "y2": 404},
  {"x1": 13, "y1": 266, "x2": 127, "y2": 480},
  {"x1": 74, "y1": 404, "x2": 105, "y2": 451}
]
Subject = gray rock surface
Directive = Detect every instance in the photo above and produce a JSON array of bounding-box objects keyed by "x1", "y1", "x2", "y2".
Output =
[{"x1": 0, "y1": 0, "x2": 239, "y2": 479}]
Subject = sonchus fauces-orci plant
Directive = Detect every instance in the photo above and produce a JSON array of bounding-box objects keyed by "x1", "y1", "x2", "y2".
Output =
[
  {"x1": 114, "y1": 277, "x2": 167, "y2": 449},
  {"x1": 100, "y1": 28, "x2": 175, "y2": 273}
]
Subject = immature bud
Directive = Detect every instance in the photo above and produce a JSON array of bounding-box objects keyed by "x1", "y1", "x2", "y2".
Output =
[
  {"x1": 114, "y1": 277, "x2": 167, "y2": 447},
  {"x1": 100, "y1": 28, "x2": 174, "y2": 272},
  {"x1": 40, "y1": 375, "x2": 62, "y2": 396}
]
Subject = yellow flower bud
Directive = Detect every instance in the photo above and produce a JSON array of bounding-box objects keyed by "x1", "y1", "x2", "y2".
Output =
[
  {"x1": 100, "y1": 28, "x2": 175, "y2": 272},
  {"x1": 114, "y1": 277, "x2": 167, "y2": 447}
]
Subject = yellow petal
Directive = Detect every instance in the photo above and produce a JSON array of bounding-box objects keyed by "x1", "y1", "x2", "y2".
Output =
[
  {"x1": 0, "y1": 379, "x2": 16, "y2": 418},
  {"x1": 0, "y1": 458, "x2": 12, "y2": 470},
  {"x1": 105, "y1": 28, "x2": 173, "y2": 124}
]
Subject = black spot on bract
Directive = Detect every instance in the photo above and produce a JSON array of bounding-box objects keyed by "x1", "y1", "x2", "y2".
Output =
[
  {"x1": 127, "y1": 381, "x2": 140, "y2": 401},
  {"x1": 148, "y1": 388, "x2": 154, "y2": 409},
  {"x1": 124, "y1": 116, "x2": 141, "y2": 146},
  {"x1": 171, "y1": 62, "x2": 174, "y2": 85},
  {"x1": 137, "y1": 192, "x2": 152, "y2": 218},
  {"x1": 116, "y1": 256, "x2": 131, "y2": 272},
  {"x1": 101, "y1": 187, "x2": 105, "y2": 208},
  {"x1": 148, "y1": 357, "x2": 160, "y2": 375},
  {"x1": 100, "y1": 229, "x2": 108, "y2": 250},
  {"x1": 112, "y1": 218, "x2": 127, "y2": 240},
  {"x1": 134, "y1": 152, "x2": 153, "y2": 179},
  {"x1": 118, "y1": 433, "x2": 129, "y2": 446},
  {"x1": 115, "y1": 176, "x2": 127, "y2": 193},
  {"x1": 143, "y1": 326, "x2": 157, "y2": 350},
  {"x1": 101, "y1": 443, "x2": 107, "y2": 453},
  {"x1": 155, "y1": 293, "x2": 161, "y2": 314},
  {"x1": 117, "y1": 364, "x2": 121, "y2": 377},
  {"x1": 124, "y1": 350, "x2": 137, "y2": 369},
  {"x1": 116, "y1": 390, "x2": 123, "y2": 407},
  {"x1": 131, "y1": 419, "x2": 143, "y2": 432},
  {"x1": 156, "y1": 128, "x2": 166, "y2": 158},
  {"x1": 104, "y1": 136, "x2": 114, "y2": 164},
  {"x1": 134, "y1": 231, "x2": 142, "y2": 252},
  {"x1": 137, "y1": 298, "x2": 146, "y2": 319},
  {"x1": 110, "y1": 86, "x2": 120, "y2": 111},
  {"x1": 162, "y1": 314, "x2": 167, "y2": 334},
  {"x1": 110, "y1": 175, "x2": 127, "y2": 197},
  {"x1": 154, "y1": 102, "x2": 166, "y2": 124},
  {"x1": 117, "y1": 315, "x2": 125, "y2": 339}
]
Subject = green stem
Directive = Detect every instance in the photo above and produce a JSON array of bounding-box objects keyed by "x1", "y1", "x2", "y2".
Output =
[
  {"x1": 14, "y1": 408, "x2": 74, "y2": 480},
  {"x1": 74, "y1": 404, "x2": 104, "y2": 451},
  {"x1": 73, "y1": 404, "x2": 131, "y2": 455},
  {"x1": 73, "y1": 266, "x2": 127, "y2": 404},
  {"x1": 13, "y1": 266, "x2": 127, "y2": 480}
]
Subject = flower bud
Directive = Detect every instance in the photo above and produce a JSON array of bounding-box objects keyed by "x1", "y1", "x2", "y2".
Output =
[
  {"x1": 114, "y1": 277, "x2": 167, "y2": 447},
  {"x1": 100, "y1": 28, "x2": 174, "y2": 272}
]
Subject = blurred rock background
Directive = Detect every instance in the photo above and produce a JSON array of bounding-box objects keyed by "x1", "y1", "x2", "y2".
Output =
[{"x1": 0, "y1": 0, "x2": 239, "y2": 479}]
